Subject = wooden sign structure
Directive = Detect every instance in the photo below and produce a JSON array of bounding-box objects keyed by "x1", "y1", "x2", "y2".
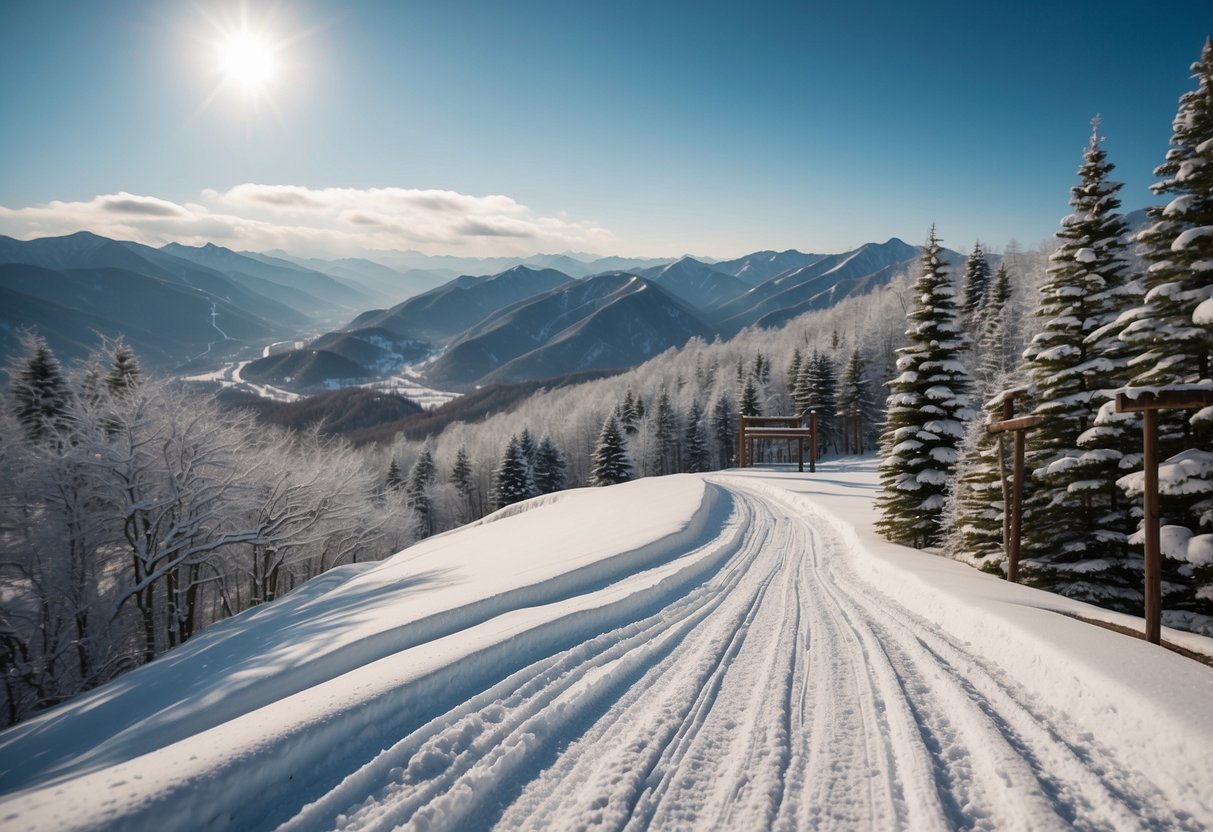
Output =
[
  {"x1": 987, "y1": 391, "x2": 1043, "y2": 583},
  {"x1": 738, "y1": 411, "x2": 817, "y2": 472},
  {"x1": 1115, "y1": 387, "x2": 1213, "y2": 645}
]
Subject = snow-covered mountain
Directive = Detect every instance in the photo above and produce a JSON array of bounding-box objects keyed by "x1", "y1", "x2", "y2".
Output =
[
  {"x1": 1, "y1": 460, "x2": 1208, "y2": 830},
  {"x1": 425, "y1": 272, "x2": 714, "y2": 387},
  {"x1": 637, "y1": 256, "x2": 752, "y2": 312}
]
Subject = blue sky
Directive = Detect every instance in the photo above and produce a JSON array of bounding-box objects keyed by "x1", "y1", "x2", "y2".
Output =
[{"x1": 1, "y1": 0, "x2": 1211, "y2": 259}]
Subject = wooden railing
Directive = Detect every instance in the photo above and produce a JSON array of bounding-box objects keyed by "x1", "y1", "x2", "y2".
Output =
[{"x1": 738, "y1": 412, "x2": 817, "y2": 472}]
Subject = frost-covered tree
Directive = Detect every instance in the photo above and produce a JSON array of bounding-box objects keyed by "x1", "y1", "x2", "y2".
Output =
[
  {"x1": 532, "y1": 434, "x2": 567, "y2": 495},
  {"x1": 652, "y1": 391, "x2": 679, "y2": 475},
  {"x1": 786, "y1": 348, "x2": 804, "y2": 405},
  {"x1": 407, "y1": 444, "x2": 437, "y2": 539},
  {"x1": 106, "y1": 343, "x2": 141, "y2": 394},
  {"x1": 10, "y1": 337, "x2": 72, "y2": 443},
  {"x1": 385, "y1": 458, "x2": 403, "y2": 491},
  {"x1": 960, "y1": 242, "x2": 992, "y2": 327},
  {"x1": 712, "y1": 392, "x2": 736, "y2": 468},
  {"x1": 1020, "y1": 123, "x2": 1140, "y2": 609},
  {"x1": 948, "y1": 384, "x2": 1016, "y2": 573},
  {"x1": 493, "y1": 435, "x2": 536, "y2": 509},
  {"x1": 683, "y1": 399, "x2": 711, "y2": 473},
  {"x1": 450, "y1": 445, "x2": 474, "y2": 522},
  {"x1": 801, "y1": 351, "x2": 839, "y2": 456},
  {"x1": 590, "y1": 414, "x2": 632, "y2": 486},
  {"x1": 876, "y1": 226, "x2": 973, "y2": 548},
  {"x1": 836, "y1": 349, "x2": 875, "y2": 454},
  {"x1": 1118, "y1": 40, "x2": 1213, "y2": 616},
  {"x1": 739, "y1": 376, "x2": 761, "y2": 417},
  {"x1": 972, "y1": 263, "x2": 1019, "y2": 398}
]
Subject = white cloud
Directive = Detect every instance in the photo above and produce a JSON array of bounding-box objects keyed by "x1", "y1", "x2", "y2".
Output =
[{"x1": 0, "y1": 185, "x2": 614, "y2": 257}]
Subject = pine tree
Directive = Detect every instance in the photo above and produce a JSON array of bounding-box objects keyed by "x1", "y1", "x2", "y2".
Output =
[
  {"x1": 804, "y1": 351, "x2": 839, "y2": 456},
  {"x1": 532, "y1": 434, "x2": 568, "y2": 494},
  {"x1": 616, "y1": 390, "x2": 640, "y2": 436},
  {"x1": 493, "y1": 435, "x2": 537, "y2": 508},
  {"x1": 591, "y1": 415, "x2": 632, "y2": 486},
  {"x1": 683, "y1": 399, "x2": 711, "y2": 473},
  {"x1": 960, "y1": 242, "x2": 992, "y2": 326},
  {"x1": 385, "y1": 458, "x2": 404, "y2": 491},
  {"x1": 786, "y1": 347, "x2": 804, "y2": 404},
  {"x1": 106, "y1": 343, "x2": 141, "y2": 394},
  {"x1": 973, "y1": 263, "x2": 1018, "y2": 398},
  {"x1": 518, "y1": 428, "x2": 538, "y2": 469},
  {"x1": 875, "y1": 226, "x2": 974, "y2": 548},
  {"x1": 949, "y1": 385, "x2": 1016, "y2": 572},
  {"x1": 712, "y1": 392, "x2": 736, "y2": 468},
  {"x1": 407, "y1": 444, "x2": 438, "y2": 538},
  {"x1": 836, "y1": 349, "x2": 874, "y2": 454},
  {"x1": 11, "y1": 337, "x2": 71, "y2": 443},
  {"x1": 1019, "y1": 122, "x2": 1140, "y2": 610},
  {"x1": 653, "y1": 390, "x2": 679, "y2": 474},
  {"x1": 451, "y1": 445, "x2": 474, "y2": 521},
  {"x1": 1119, "y1": 40, "x2": 1213, "y2": 615},
  {"x1": 740, "y1": 376, "x2": 761, "y2": 417}
]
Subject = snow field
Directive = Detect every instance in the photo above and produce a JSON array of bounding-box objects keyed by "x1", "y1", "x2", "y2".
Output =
[{"x1": 1, "y1": 460, "x2": 1211, "y2": 830}]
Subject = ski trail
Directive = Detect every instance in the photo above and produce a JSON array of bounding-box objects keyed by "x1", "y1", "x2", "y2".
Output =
[{"x1": 268, "y1": 478, "x2": 1208, "y2": 831}]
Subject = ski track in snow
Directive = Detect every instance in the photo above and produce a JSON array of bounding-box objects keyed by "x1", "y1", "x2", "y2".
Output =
[
  {"x1": 271, "y1": 480, "x2": 1200, "y2": 832},
  {"x1": 3, "y1": 472, "x2": 1209, "y2": 832}
]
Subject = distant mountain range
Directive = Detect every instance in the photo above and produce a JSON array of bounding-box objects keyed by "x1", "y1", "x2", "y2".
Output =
[{"x1": 0, "y1": 230, "x2": 962, "y2": 390}]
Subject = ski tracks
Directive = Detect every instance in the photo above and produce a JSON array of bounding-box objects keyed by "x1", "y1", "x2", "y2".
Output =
[{"x1": 276, "y1": 479, "x2": 1207, "y2": 832}]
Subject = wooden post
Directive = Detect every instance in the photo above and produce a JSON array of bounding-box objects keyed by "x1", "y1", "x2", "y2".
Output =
[
  {"x1": 798, "y1": 436, "x2": 804, "y2": 473},
  {"x1": 809, "y1": 410, "x2": 817, "y2": 473},
  {"x1": 1114, "y1": 388, "x2": 1213, "y2": 645},
  {"x1": 1142, "y1": 408, "x2": 1161, "y2": 645},
  {"x1": 987, "y1": 408, "x2": 1044, "y2": 583}
]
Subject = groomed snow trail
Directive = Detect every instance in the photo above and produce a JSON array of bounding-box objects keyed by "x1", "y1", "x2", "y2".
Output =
[{"x1": 274, "y1": 479, "x2": 1202, "y2": 832}]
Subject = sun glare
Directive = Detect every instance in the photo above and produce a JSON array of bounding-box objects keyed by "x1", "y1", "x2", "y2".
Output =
[{"x1": 219, "y1": 33, "x2": 274, "y2": 91}]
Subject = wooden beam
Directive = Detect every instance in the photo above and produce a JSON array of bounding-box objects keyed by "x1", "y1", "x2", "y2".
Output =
[
  {"x1": 1116, "y1": 389, "x2": 1213, "y2": 413},
  {"x1": 988, "y1": 414, "x2": 1045, "y2": 434},
  {"x1": 809, "y1": 410, "x2": 817, "y2": 474}
]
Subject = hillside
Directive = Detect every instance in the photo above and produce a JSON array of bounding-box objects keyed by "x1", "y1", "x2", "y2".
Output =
[{"x1": 1, "y1": 461, "x2": 1208, "y2": 830}]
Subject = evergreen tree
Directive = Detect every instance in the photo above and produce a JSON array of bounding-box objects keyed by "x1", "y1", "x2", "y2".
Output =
[
  {"x1": 740, "y1": 376, "x2": 762, "y2": 417},
  {"x1": 798, "y1": 351, "x2": 838, "y2": 456},
  {"x1": 590, "y1": 415, "x2": 632, "y2": 486},
  {"x1": 949, "y1": 384, "x2": 1016, "y2": 573},
  {"x1": 875, "y1": 226, "x2": 974, "y2": 548},
  {"x1": 407, "y1": 444, "x2": 438, "y2": 538},
  {"x1": 653, "y1": 390, "x2": 679, "y2": 475},
  {"x1": 1020, "y1": 122, "x2": 1139, "y2": 610},
  {"x1": 518, "y1": 428, "x2": 538, "y2": 470},
  {"x1": 532, "y1": 434, "x2": 568, "y2": 494},
  {"x1": 11, "y1": 338, "x2": 71, "y2": 443},
  {"x1": 106, "y1": 343, "x2": 141, "y2": 394},
  {"x1": 616, "y1": 390, "x2": 640, "y2": 436},
  {"x1": 385, "y1": 458, "x2": 404, "y2": 491},
  {"x1": 1119, "y1": 40, "x2": 1213, "y2": 614},
  {"x1": 960, "y1": 242, "x2": 992, "y2": 326},
  {"x1": 786, "y1": 347, "x2": 804, "y2": 403},
  {"x1": 493, "y1": 435, "x2": 537, "y2": 508},
  {"x1": 836, "y1": 349, "x2": 874, "y2": 454},
  {"x1": 683, "y1": 399, "x2": 711, "y2": 473},
  {"x1": 712, "y1": 392, "x2": 737, "y2": 468},
  {"x1": 973, "y1": 263, "x2": 1019, "y2": 398},
  {"x1": 793, "y1": 357, "x2": 813, "y2": 417},
  {"x1": 450, "y1": 445, "x2": 475, "y2": 522}
]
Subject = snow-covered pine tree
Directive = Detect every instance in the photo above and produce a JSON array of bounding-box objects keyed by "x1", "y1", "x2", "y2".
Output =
[
  {"x1": 106, "y1": 343, "x2": 141, "y2": 394},
  {"x1": 518, "y1": 428, "x2": 538, "y2": 470},
  {"x1": 450, "y1": 445, "x2": 474, "y2": 522},
  {"x1": 493, "y1": 435, "x2": 536, "y2": 508},
  {"x1": 712, "y1": 392, "x2": 736, "y2": 468},
  {"x1": 616, "y1": 390, "x2": 640, "y2": 436},
  {"x1": 948, "y1": 384, "x2": 1016, "y2": 573},
  {"x1": 683, "y1": 399, "x2": 711, "y2": 473},
  {"x1": 407, "y1": 444, "x2": 437, "y2": 538},
  {"x1": 1118, "y1": 40, "x2": 1213, "y2": 617},
  {"x1": 1020, "y1": 122, "x2": 1140, "y2": 610},
  {"x1": 385, "y1": 458, "x2": 403, "y2": 492},
  {"x1": 972, "y1": 263, "x2": 1019, "y2": 398},
  {"x1": 653, "y1": 391, "x2": 679, "y2": 475},
  {"x1": 740, "y1": 376, "x2": 761, "y2": 417},
  {"x1": 960, "y1": 242, "x2": 992, "y2": 328},
  {"x1": 590, "y1": 414, "x2": 632, "y2": 486},
  {"x1": 836, "y1": 349, "x2": 874, "y2": 454},
  {"x1": 786, "y1": 347, "x2": 804, "y2": 405},
  {"x1": 532, "y1": 434, "x2": 568, "y2": 494},
  {"x1": 875, "y1": 226, "x2": 974, "y2": 548},
  {"x1": 10, "y1": 337, "x2": 72, "y2": 443},
  {"x1": 799, "y1": 351, "x2": 839, "y2": 456}
]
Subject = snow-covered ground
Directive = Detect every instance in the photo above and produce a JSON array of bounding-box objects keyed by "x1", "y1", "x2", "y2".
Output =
[{"x1": 1, "y1": 459, "x2": 1211, "y2": 831}]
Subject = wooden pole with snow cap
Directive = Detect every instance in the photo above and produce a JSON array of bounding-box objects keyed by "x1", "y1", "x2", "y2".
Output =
[
  {"x1": 1115, "y1": 386, "x2": 1213, "y2": 645},
  {"x1": 987, "y1": 388, "x2": 1044, "y2": 584}
]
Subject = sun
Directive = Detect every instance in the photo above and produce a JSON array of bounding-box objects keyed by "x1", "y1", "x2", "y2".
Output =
[{"x1": 218, "y1": 32, "x2": 275, "y2": 91}]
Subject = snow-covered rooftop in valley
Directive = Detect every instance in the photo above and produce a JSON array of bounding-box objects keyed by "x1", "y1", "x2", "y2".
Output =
[{"x1": 1, "y1": 459, "x2": 1211, "y2": 831}]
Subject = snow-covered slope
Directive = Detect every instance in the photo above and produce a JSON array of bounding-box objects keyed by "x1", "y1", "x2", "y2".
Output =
[{"x1": 1, "y1": 461, "x2": 1210, "y2": 831}]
